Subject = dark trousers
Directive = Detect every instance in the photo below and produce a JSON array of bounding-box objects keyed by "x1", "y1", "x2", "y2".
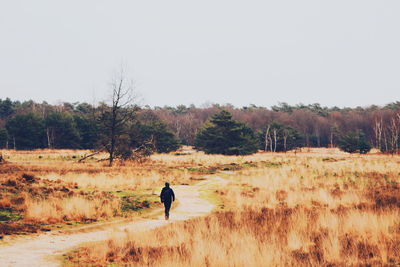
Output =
[{"x1": 164, "y1": 201, "x2": 172, "y2": 217}]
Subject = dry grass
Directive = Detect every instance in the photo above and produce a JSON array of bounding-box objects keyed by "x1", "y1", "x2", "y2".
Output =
[
  {"x1": 70, "y1": 208, "x2": 400, "y2": 266},
  {"x1": 67, "y1": 149, "x2": 400, "y2": 266},
  {"x1": 24, "y1": 196, "x2": 120, "y2": 224},
  {"x1": 41, "y1": 168, "x2": 192, "y2": 191},
  {"x1": 2, "y1": 148, "x2": 399, "y2": 265},
  {"x1": 0, "y1": 171, "x2": 122, "y2": 234},
  {"x1": 1, "y1": 149, "x2": 196, "y2": 191},
  {"x1": 0, "y1": 149, "x2": 194, "y2": 233},
  {"x1": 0, "y1": 148, "x2": 242, "y2": 234}
]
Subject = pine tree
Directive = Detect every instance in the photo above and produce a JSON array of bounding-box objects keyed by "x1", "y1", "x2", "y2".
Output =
[
  {"x1": 338, "y1": 130, "x2": 372, "y2": 154},
  {"x1": 195, "y1": 110, "x2": 259, "y2": 155},
  {"x1": 0, "y1": 128, "x2": 8, "y2": 148},
  {"x1": 6, "y1": 113, "x2": 46, "y2": 150},
  {"x1": 45, "y1": 111, "x2": 81, "y2": 149}
]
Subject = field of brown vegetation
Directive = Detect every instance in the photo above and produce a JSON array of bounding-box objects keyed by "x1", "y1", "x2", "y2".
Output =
[
  {"x1": 0, "y1": 148, "x2": 198, "y2": 237},
  {"x1": 0, "y1": 147, "x2": 264, "y2": 238},
  {"x1": 65, "y1": 148, "x2": 400, "y2": 266}
]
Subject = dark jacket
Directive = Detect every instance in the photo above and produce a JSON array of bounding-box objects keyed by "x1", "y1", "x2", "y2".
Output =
[{"x1": 160, "y1": 186, "x2": 175, "y2": 203}]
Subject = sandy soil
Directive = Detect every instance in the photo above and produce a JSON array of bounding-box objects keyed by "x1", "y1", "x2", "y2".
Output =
[{"x1": 0, "y1": 182, "x2": 216, "y2": 267}]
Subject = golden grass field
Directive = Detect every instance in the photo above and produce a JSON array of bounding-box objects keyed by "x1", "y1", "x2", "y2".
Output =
[{"x1": 1, "y1": 148, "x2": 400, "y2": 266}]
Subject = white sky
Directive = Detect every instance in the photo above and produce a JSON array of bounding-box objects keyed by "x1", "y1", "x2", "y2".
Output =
[{"x1": 0, "y1": 0, "x2": 399, "y2": 108}]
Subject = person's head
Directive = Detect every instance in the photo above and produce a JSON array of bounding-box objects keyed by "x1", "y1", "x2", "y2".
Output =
[{"x1": 165, "y1": 182, "x2": 170, "y2": 188}]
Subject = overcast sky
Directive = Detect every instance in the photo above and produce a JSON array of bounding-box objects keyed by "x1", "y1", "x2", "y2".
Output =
[{"x1": 0, "y1": 1, "x2": 399, "y2": 108}]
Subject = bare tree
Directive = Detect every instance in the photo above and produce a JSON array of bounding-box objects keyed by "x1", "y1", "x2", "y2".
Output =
[
  {"x1": 373, "y1": 116, "x2": 383, "y2": 149},
  {"x1": 282, "y1": 127, "x2": 290, "y2": 152},
  {"x1": 272, "y1": 127, "x2": 278, "y2": 152},
  {"x1": 99, "y1": 67, "x2": 138, "y2": 166},
  {"x1": 264, "y1": 124, "x2": 270, "y2": 152},
  {"x1": 388, "y1": 112, "x2": 400, "y2": 154}
]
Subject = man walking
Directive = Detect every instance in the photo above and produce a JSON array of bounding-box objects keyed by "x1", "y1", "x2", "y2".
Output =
[{"x1": 160, "y1": 182, "x2": 175, "y2": 220}]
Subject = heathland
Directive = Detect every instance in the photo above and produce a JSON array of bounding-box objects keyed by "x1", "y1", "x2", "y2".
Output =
[{"x1": 0, "y1": 148, "x2": 399, "y2": 266}]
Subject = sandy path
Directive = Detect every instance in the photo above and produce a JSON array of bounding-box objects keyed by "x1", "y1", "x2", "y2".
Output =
[{"x1": 0, "y1": 183, "x2": 215, "y2": 267}]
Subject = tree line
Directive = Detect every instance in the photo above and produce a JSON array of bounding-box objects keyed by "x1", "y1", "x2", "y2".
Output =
[
  {"x1": 154, "y1": 102, "x2": 400, "y2": 154},
  {"x1": 0, "y1": 98, "x2": 399, "y2": 155},
  {"x1": 0, "y1": 98, "x2": 179, "y2": 156}
]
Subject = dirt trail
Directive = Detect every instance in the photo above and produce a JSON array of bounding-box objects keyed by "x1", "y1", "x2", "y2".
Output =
[{"x1": 0, "y1": 181, "x2": 218, "y2": 267}]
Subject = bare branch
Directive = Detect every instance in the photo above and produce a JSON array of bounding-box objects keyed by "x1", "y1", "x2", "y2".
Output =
[{"x1": 99, "y1": 65, "x2": 140, "y2": 166}]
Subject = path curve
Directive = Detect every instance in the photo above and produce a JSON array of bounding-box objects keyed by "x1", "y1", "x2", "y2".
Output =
[{"x1": 0, "y1": 183, "x2": 215, "y2": 267}]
